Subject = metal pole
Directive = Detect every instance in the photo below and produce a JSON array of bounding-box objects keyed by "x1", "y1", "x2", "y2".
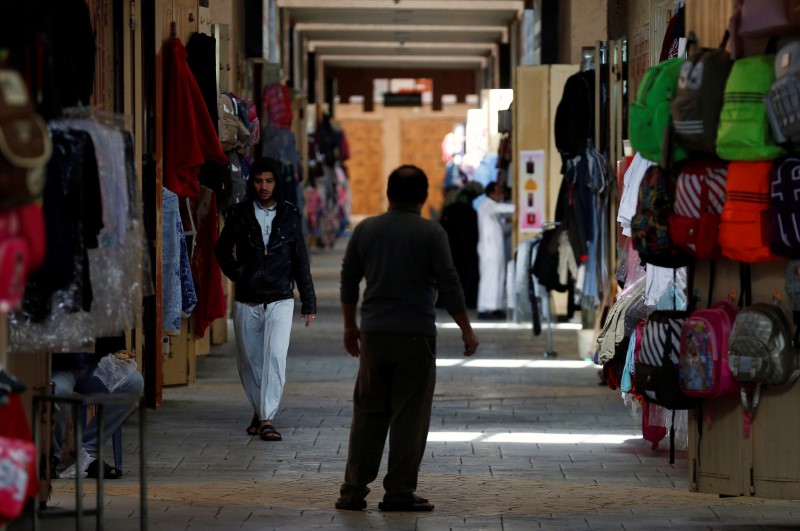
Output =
[
  {"x1": 73, "y1": 404, "x2": 83, "y2": 531},
  {"x1": 96, "y1": 403, "x2": 105, "y2": 530},
  {"x1": 139, "y1": 401, "x2": 147, "y2": 531}
]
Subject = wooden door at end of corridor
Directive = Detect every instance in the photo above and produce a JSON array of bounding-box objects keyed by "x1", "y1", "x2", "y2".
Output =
[
  {"x1": 339, "y1": 119, "x2": 384, "y2": 218},
  {"x1": 401, "y1": 119, "x2": 459, "y2": 219}
]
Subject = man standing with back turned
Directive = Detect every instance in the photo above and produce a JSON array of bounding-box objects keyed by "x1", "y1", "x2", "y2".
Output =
[{"x1": 336, "y1": 165, "x2": 480, "y2": 512}]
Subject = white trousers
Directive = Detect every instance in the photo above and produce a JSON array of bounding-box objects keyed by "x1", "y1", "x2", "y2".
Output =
[{"x1": 233, "y1": 299, "x2": 294, "y2": 421}]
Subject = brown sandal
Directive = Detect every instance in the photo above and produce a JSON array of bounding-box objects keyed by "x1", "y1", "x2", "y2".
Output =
[
  {"x1": 259, "y1": 424, "x2": 282, "y2": 441},
  {"x1": 246, "y1": 414, "x2": 260, "y2": 435}
]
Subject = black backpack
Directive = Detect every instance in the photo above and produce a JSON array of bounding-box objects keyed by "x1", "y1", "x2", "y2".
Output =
[
  {"x1": 554, "y1": 69, "x2": 595, "y2": 158},
  {"x1": 769, "y1": 154, "x2": 800, "y2": 258}
]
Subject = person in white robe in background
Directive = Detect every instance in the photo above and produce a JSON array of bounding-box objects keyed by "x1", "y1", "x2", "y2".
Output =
[{"x1": 476, "y1": 182, "x2": 515, "y2": 319}]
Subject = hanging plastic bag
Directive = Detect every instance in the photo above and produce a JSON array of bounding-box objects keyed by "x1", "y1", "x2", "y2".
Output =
[{"x1": 93, "y1": 351, "x2": 138, "y2": 393}]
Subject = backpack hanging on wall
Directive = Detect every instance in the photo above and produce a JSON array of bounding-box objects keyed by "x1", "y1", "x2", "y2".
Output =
[
  {"x1": 736, "y1": 0, "x2": 800, "y2": 38},
  {"x1": 671, "y1": 35, "x2": 733, "y2": 155},
  {"x1": 729, "y1": 302, "x2": 799, "y2": 416},
  {"x1": 765, "y1": 39, "x2": 800, "y2": 147},
  {"x1": 630, "y1": 57, "x2": 688, "y2": 165},
  {"x1": 718, "y1": 161, "x2": 780, "y2": 263},
  {"x1": 716, "y1": 54, "x2": 785, "y2": 161},
  {"x1": 769, "y1": 154, "x2": 800, "y2": 258},
  {"x1": 636, "y1": 310, "x2": 701, "y2": 411},
  {"x1": 678, "y1": 300, "x2": 740, "y2": 400},
  {"x1": 669, "y1": 160, "x2": 728, "y2": 260},
  {"x1": 630, "y1": 164, "x2": 691, "y2": 268}
]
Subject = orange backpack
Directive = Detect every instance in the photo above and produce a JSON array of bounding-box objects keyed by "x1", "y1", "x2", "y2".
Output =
[{"x1": 718, "y1": 161, "x2": 780, "y2": 263}]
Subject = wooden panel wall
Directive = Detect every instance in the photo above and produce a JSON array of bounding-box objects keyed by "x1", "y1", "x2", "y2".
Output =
[
  {"x1": 338, "y1": 119, "x2": 384, "y2": 217},
  {"x1": 685, "y1": 0, "x2": 735, "y2": 49},
  {"x1": 400, "y1": 119, "x2": 459, "y2": 219}
]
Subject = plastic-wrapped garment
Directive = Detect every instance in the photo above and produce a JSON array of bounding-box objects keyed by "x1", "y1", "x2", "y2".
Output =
[
  {"x1": 163, "y1": 188, "x2": 197, "y2": 335},
  {"x1": 80, "y1": 121, "x2": 142, "y2": 337},
  {"x1": 10, "y1": 121, "x2": 146, "y2": 351},
  {"x1": 647, "y1": 266, "x2": 687, "y2": 310},
  {"x1": 21, "y1": 128, "x2": 100, "y2": 322}
]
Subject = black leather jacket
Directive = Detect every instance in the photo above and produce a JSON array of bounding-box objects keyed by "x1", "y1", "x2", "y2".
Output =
[{"x1": 215, "y1": 199, "x2": 316, "y2": 315}]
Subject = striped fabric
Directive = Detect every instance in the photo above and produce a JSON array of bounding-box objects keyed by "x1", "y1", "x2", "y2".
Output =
[
  {"x1": 640, "y1": 313, "x2": 687, "y2": 367},
  {"x1": 674, "y1": 162, "x2": 727, "y2": 219}
]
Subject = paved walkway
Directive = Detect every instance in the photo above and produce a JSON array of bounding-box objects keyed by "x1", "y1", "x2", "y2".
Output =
[{"x1": 12, "y1": 242, "x2": 800, "y2": 530}]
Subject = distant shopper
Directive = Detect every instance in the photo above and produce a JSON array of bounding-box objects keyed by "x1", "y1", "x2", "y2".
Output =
[
  {"x1": 476, "y1": 182, "x2": 515, "y2": 319},
  {"x1": 215, "y1": 157, "x2": 316, "y2": 442},
  {"x1": 336, "y1": 165, "x2": 479, "y2": 512}
]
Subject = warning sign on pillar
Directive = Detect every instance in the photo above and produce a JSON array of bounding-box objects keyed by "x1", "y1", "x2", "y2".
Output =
[{"x1": 518, "y1": 149, "x2": 545, "y2": 234}]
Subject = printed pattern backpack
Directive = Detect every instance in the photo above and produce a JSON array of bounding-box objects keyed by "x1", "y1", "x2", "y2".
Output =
[
  {"x1": 636, "y1": 310, "x2": 701, "y2": 410},
  {"x1": 769, "y1": 154, "x2": 800, "y2": 258},
  {"x1": 716, "y1": 54, "x2": 785, "y2": 161},
  {"x1": 729, "y1": 302, "x2": 799, "y2": 414},
  {"x1": 718, "y1": 161, "x2": 779, "y2": 263},
  {"x1": 669, "y1": 160, "x2": 728, "y2": 259},
  {"x1": 671, "y1": 40, "x2": 733, "y2": 154},
  {"x1": 766, "y1": 40, "x2": 800, "y2": 146},
  {"x1": 678, "y1": 301, "x2": 739, "y2": 399},
  {"x1": 630, "y1": 57, "x2": 688, "y2": 165},
  {"x1": 630, "y1": 164, "x2": 691, "y2": 268}
]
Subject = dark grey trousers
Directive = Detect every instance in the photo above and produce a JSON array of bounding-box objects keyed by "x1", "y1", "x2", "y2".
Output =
[{"x1": 338, "y1": 332, "x2": 437, "y2": 503}]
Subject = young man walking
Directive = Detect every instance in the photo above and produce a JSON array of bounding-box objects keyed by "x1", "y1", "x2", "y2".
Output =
[{"x1": 215, "y1": 157, "x2": 316, "y2": 442}]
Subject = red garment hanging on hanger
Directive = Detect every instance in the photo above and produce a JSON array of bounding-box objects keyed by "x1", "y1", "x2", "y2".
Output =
[{"x1": 164, "y1": 37, "x2": 227, "y2": 199}]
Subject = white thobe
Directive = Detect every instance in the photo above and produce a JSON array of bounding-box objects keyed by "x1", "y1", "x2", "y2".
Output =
[{"x1": 477, "y1": 197, "x2": 515, "y2": 312}]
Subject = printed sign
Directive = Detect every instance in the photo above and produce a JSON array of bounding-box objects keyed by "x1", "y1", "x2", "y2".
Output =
[{"x1": 518, "y1": 150, "x2": 545, "y2": 233}]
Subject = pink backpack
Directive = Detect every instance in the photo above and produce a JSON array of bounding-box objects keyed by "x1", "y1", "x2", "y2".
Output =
[{"x1": 678, "y1": 300, "x2": 739, "y2": 399}]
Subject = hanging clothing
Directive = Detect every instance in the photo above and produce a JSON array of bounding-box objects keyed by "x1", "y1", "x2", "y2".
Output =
[
  {"x1": 164, "y1": 37, "x2": 227, "y2": 199},
  {"x1": 190, "y1": 187, "x2": 226, "y2": 338},
  {"x1": 262, "y1": 83, "x2": 293, "y2": 130},
  {"x1": 162, "y1": 188, "x2": 197, "y2": 335},
  {"x1": 10, "y1": 119, "x2": 145, "y2": 352},
  {"x1": 22, "y1": 127, "x2": 100, "y2": 322},
  {"x1": 185, "y1": 32, "x2": 219, "y2": 132},
  {"x1": 477, "y1": 197, "x2": 515, "y2": 313}
]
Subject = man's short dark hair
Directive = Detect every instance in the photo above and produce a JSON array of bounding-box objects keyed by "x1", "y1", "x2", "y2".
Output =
[
  {"x1": 484, "y1": 182, "x2": 497, "y2": 196},
  {"x1": 387, "y1": 165, "x2": 428, "y2": 204},
  {"x1": 247, "y1": 157, "x2": 283, "y2": 201}
]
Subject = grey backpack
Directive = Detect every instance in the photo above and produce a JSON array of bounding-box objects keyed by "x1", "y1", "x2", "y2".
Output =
[
  {"x1": 671, "y1": 37, "x2": 733, "y2": 154},
  {"x1": 765, "y1": 40, "x2": 800, "y2": 146},
  {"x1": 728, "y1": 303, "x2": 799, "y2": 415}
]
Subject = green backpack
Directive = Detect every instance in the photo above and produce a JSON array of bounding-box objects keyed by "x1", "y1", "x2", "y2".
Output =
[
  {"x1": 630, "y1": 57, "x2": 688, "y2": 165},
  {"x1": 716, "y1": 54, "x2": 785, "y2": 161}
]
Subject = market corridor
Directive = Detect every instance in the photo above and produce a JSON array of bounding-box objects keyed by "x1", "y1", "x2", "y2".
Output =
[{"x1": 15, "y1": 243, "x2": 800, "y2": 530}]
